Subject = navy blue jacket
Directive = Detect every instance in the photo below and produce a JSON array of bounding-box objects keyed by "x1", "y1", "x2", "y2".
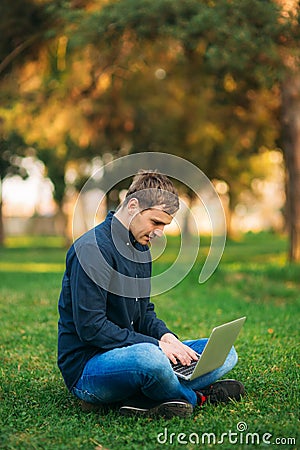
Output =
[{"x1": 57, "y1": 211, "x2": 173, "y2": 391}]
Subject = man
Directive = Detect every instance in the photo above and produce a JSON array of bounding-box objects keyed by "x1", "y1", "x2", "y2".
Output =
[{"x1": 58, "y1": 170, "x2": 244, "y2": 418}]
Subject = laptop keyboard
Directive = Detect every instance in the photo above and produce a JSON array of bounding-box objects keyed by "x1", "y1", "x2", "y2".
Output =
[{"x1": 171, "y1": 355, "x2": 200, "y2": 377}]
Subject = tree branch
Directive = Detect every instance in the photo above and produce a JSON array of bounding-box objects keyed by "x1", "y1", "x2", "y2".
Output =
[{"x1": 0, "y1": 35, "x2": 39, "y2": 75}]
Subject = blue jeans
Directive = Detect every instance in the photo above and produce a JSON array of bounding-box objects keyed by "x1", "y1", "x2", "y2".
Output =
[{"x1": 72, "y1": 339, "x2": 238, "y2": 407}]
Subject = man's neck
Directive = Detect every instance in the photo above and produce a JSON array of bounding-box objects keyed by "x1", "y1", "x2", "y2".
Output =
[{"x1": 114, "y1": 207, "x2": 130, "y2": 230}]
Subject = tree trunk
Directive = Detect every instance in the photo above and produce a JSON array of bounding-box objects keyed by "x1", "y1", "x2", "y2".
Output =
[{"x1": 281, "y1": 74, "x2": 300, "y2": 262}]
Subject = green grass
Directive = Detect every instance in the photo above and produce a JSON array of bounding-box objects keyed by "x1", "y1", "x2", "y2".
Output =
[{"x1": 0, "y1": 233, "x2": 299, "y2": 450}]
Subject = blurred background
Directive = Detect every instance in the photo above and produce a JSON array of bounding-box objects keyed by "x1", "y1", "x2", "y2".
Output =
[{"x1": 0, "y1": 0, "x2": 299, "y2": 261}]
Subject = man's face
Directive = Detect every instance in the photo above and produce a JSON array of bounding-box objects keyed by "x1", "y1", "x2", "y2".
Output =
[{"x1": 129, "y1": 207, "x2": 173, "y2": 245}]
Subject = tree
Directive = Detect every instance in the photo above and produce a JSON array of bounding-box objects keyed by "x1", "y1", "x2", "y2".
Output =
[
  {"x1": 0, "y1": 0, "x2": 64, "y2": 77},
  {"x1": 282, "y1": 73, "x2": 300, "y2": 261},
  {"x1": 278, "y1": 0, "x2": 300, "y2": 261},
  {"x1": 1, "y1": 0, "x2": 299, "y2": 259},
  {"x1": 75, "y1": 0, "x2": 299, "y2": 258},
  {"x1": 0, "y1": 0, "x2": 68, "y2": 243},
  {"x1": 0, "y1": 0, "x2": 96, "y2": 241}
]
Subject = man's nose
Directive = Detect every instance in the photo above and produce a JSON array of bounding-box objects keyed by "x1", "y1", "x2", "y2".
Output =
[{"x1": 154, "y1": 228, "x2": 164, "y2": 237}]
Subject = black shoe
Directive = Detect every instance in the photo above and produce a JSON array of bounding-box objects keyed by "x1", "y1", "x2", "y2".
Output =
[
  {"x1": 119, "y1": 399, "x2": 193, "y2": 419},
  {"x1": 197, "y1": 379, "x2": 245, "y2": 405}
]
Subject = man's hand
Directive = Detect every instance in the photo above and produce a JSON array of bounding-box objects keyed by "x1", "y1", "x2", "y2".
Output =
[{"x1": 159, "y1": 333, "x2": 198, "y2": 365}]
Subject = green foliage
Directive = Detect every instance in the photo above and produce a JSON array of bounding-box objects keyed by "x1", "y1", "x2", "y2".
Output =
[
  {"x1": 64, "y1": 0, "x2": 291, "y2": 202},
  {"x1": 0, "y1": 233, "x2": 299, "y2": 449},
  {"x1": 0, "y1": 131, "x2": 29, "y2": 181},
  {"x1": 86, "y1": 0, "x2": 288, "y2": 83},
  {"x1": 1, "y1": 0, "x2": 300, "y2": 215},
  {"x1": 0, "y1": 0, "x2": 66, "y2": 76},
  {"x1": 38, "y1": 146, "x2": 69, "y2": 205}
]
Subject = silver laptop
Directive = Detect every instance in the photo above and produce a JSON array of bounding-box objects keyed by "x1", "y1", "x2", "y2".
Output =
[{"x1": 171, "y1": 317, "x2": 246, "y2": 381}]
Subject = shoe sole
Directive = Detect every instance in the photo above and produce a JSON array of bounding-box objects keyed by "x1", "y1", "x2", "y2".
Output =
[{"x1": 119, "y1": 400, "x2": 193, "y2": 419}]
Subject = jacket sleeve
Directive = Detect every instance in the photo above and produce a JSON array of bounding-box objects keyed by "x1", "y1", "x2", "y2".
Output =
[
  {"x1": 139, "y1": 300, "x2": 177, "y2": 340},
  {"x1": 69, "y1": 244, "x2": 159, "y2": 350}
]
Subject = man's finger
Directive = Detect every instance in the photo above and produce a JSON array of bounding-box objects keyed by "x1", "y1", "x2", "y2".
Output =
[{"x1": 183, "y1": 346, "x2": 198, "y2": 360}]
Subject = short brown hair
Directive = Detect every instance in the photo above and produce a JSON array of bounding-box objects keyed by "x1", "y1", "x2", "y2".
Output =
[{"x1": 124, "y1": 170, "x2": 179, "y2": 215}]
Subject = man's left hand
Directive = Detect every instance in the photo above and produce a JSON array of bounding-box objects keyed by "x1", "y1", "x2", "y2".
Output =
[{"x1": 160, "y1": 333, "x2": 198, "y2": 366}]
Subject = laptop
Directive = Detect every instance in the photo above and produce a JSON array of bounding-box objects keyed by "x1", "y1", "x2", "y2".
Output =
[{"x1": 171, "y1": 317, "x2": 246, "y2": 381}]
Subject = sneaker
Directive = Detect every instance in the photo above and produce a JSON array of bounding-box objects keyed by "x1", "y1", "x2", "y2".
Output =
[
  {"x1": 119, "y1": 399, "x2": 194, "y2": 419},
  {"x1": 196, "y1": 379, "x2": 245, "y2": 405}
]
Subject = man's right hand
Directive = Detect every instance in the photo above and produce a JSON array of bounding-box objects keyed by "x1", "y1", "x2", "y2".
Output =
[{"x1": 158, "y1": 339, "x2": 198, "y2": 366}]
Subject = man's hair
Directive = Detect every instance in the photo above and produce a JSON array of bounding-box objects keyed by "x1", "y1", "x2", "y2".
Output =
[{"x1": 124, "y1": 170, "x2": 179, "y2": 215}]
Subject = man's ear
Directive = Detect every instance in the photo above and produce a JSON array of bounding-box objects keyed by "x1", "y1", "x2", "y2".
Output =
[{"x1": 127, "y1": 197, "x2": 140, "y2": 215}]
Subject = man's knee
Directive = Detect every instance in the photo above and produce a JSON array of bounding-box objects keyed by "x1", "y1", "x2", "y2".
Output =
[
  {"x1": 228, "y1": 345, "x2": 238, "y2": 368},
  {"x1": 133, "y1": 343, "x2": 170, "y2": 373}
]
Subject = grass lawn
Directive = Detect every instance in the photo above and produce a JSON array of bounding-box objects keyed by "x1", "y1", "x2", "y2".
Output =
[{"x1": 0, "y1": 233, "x2": 299, "y2": 449}]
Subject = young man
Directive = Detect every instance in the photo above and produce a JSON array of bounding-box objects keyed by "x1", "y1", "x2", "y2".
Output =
[{"x1": 58, "y1": 170, "x2": 244, "y2": 418}]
